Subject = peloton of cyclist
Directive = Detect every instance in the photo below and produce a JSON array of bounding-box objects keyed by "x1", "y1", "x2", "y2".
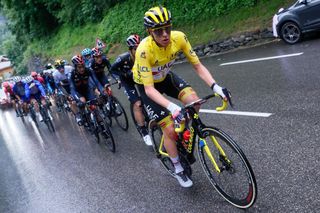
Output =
[
  {"x1": 69, "y1": 55, "x2": 103, "y2": 125},
  {"x1": 110, "y1": 34, "x2": 152, "y2": 146},
  {"x1": 133, "y1": 6, "x2": 231, "y2": 187}
]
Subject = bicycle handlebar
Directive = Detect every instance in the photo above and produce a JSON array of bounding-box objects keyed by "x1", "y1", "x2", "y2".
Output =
[{"x1": 184, "y1": 93, "x2": 228, "y2": 111}]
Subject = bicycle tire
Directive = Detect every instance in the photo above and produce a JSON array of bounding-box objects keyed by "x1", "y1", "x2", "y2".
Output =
[
  {"x1": 197, "y1": 127, "x2": 257, "y2": 209},
  {"x1": 91, "y1": 113, "x2": 100, "y2": 143},
  {"x1": 96, "y1": 109, "x2": 115, "y2": 152},
  {"x1": 101, "y1": 123, "x2": 116, "y2": 153},
  {"x1": 112, "y1": 97, "x2": 129, "y2": 131},
  {"x1": 29, "y1": 106, "x2": 38, "y2": 126},
  {"x1": 47, "y1": 110, "x2": 55, "y2": 132},
  {"x1": 149, "y1": 120, "x2": 176, "y2": 177},
  {"x1": 40, "y1": 107, "x2": 54, "y2": 132},
  {"x1": 16, "y1": 106, "x2": 25, "y2": 122}
]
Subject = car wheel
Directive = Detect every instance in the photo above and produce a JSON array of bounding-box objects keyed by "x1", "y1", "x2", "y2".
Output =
[{"x1": 280, "y1": 22, "x2": 302, "y2": 44}]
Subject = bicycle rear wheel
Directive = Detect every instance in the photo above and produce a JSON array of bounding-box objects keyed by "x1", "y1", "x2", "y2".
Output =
[
  {"x1": 41, "y1": 107, "x2": 55, "y2": 132},
  {"x1": 96, "y1": 109, "x2": 115, "y2": 152},
  {"x1": 197, "y1": 127, "x2": 257, "y2": 209},
  {"x1": 101, "y1": 122, "x2": 115, "y2": 152},
  {"x1": 29, "y1": 106, "x2": 38, "y2": 126},
  {"x1": 112, "y1": 97, "x2": 128, "y2": 131},
  {"x1": 149, "y1": 120, "x2": 176, "y2": 177}
]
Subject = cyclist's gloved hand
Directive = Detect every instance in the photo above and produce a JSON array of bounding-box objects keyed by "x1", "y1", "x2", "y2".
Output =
[
  {"x1": 222, "y1": 87, "x2": 233, "y2": 108},
  {"x1": 211, "y1": 83, "x2": 225, "y2": 98},
  {"x1": 167, "y1": 102, "x2": 183, "y2": 123},
  {"x1": 211, "y1": 83, "x2": 233, "y2": 108}
]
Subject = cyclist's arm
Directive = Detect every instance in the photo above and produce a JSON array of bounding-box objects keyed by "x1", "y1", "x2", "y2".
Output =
[
  {"x1": 68, "y1": 75, "x2": 80, "y2": 99},
  {"x1": 192, "y1": 63, "x2": 216, "y2": 87},
  {"x1": 180, "y1": 32, "x2": 216, "y2": 88},
  {"x1": 89, "y1": 69, "x2": 103, "y2": 92},
  {"x1": 35, "y1": 81, "x2": 46, "y2": 96},
  {"x1": 144, "y1": 85, "x2": 171, "y2": 108},
  {"x1": 25, "y1": 84, "x2": 30, "y2": 100},
  {"x1": 109, "y1": 57, "x2": 123, "y2": 77}
]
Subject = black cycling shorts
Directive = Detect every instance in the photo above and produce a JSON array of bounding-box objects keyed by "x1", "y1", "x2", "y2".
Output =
[{"x1": 136, "y1": 71, "x2": 192, "y2": 122}]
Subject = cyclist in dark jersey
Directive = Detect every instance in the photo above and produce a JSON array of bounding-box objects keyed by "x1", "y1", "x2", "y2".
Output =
[
  {"x1": 69, "y1": 55, "x2": 103, "y2": 125},
  {"x1": 90, "y1": 48, "x2": 112, "y2": 87},
  {"x1": 110, "y1": 34, "x2": 152, "y2": 146}
]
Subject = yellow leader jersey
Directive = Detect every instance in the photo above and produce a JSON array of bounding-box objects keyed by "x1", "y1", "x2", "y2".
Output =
[{"x1": 133, "y1": 31, "x2": 200, "y2": 86}]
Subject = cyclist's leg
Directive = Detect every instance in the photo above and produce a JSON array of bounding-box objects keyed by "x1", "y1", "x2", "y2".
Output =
[
  {"x1": 164, "y1": 71, "x2": 199, "y2": 108},
  {"x1": 30, "y1": 96, "x2": 39, "y2": 112},
  {"x1": 75, "y1": 95, "x2": 86, "y2": 125},
  {"x1": 124, "y1": 81, "x2": 144, "y2": 123},
  {"x1": 137, "y1": 83, "x2": 190, "y2": 183}
]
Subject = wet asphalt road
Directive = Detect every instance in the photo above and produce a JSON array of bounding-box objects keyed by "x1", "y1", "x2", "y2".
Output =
[{"x1": 1, "y1": 37, "x2": 320, "y2": 213}]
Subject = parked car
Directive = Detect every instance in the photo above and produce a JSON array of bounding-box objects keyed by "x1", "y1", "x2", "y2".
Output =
[{"x1": 273, "y1": 0, "x2": 320, "y2": 44}]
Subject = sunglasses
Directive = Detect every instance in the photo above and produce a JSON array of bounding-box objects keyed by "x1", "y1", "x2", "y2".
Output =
[{"x1": 151, "y1": 25, "x2": 172, "y2": 37}]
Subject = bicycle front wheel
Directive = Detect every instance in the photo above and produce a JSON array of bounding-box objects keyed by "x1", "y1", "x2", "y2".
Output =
[
  {"x1": 197, "y1": 127, "x2": 257, "y2": 209},
  {"x1": 112, "y1": 97, "x2": 128, "y2": 131}
]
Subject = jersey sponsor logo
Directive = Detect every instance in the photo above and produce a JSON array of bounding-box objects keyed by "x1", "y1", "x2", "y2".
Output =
[
  {"x1": 138, "y1": 64, "x2": 148, "y2": 72},
  {"x1": 140, "y1": 51, "x2": 146, "y2": 59},
  {"x1": 152, "y1": 60, "x2": 175, "y2": 72},
  {"x1": 151, "y1": 60, "x2": 175, "y2": 80},
  {"x1": 189, "y1": 49, "x2": 196, "y2": 57}
]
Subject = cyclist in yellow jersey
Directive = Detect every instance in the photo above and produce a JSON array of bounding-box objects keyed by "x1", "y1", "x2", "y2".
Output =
[{"x1": 133, "y1": 6, "x2": 231, "y2": 188}]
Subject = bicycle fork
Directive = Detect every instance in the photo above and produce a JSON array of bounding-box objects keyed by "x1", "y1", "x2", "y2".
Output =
[{"x1": 199, "y1": 135, "x2": 231, "y2": 173}]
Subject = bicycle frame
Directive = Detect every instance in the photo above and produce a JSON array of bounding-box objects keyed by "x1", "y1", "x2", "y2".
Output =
[{"x1": 156, "y1": 94, "x2": 231, "y2": 173}]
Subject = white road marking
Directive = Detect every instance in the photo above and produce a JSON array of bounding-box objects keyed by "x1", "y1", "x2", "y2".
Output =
[
  {"x1": 220, "y1": 52, "x2": 304, "y2": 66},
  {"x1": 200, "y1": 109, "x2": 273, "y2": 117}
]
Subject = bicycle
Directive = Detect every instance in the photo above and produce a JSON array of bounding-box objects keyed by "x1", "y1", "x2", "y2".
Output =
[
  {"x1": 28, "y1": 101, "x2": 38, "y2": 126},
  {"x1": 39, "y1": 99, "x2": 55, "y2": 132},
  {"x1": 101, "y1": 82, "x2": 129, "y2": 131},
  {"x1": 80, "y1": 98, "x2": 116, "y2": 152},
  {"x1": 28, "y1": 99, "x2": 55, "y2": 131},
  {"x1": 55, "y1": 89, "x2": 71, "y2": 113},
  {"x1": 150, "y1": 94, "x2": 257, "y2": 209},
  {"x1": 15, "y1": 100, "x2": 25, "y2": 122}
]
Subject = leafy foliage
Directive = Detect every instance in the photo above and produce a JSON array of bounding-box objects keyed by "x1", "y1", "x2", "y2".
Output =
[{"x1": 0, "y1": 0, "x2": 259, "y2": 73}]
